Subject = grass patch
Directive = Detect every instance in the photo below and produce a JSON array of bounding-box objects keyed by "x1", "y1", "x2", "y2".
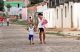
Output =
[
  {"x1": 12, "y1": 19, "x2": 28, "y2": 26},
  {"x1": 46, "y1": 32, "x2": 64, "y2": 36}
]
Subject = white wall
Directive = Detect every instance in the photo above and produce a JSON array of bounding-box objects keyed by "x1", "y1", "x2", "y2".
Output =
[
  {"x1": 9, "y1": 7, "x2": 22, "y2": 15},
  {"x1": 40, "y1": 2, "x2": 80, "y2": 30},
  {"x1": 43, "y1": 8, "x2": 56, "y2": 28},
  {"x1": 63, "y1": 3, "x2": 71, "y2": 28},
  {"x1": 37, "y1": 4, "x2": 48, "y2": 12},
  {"x1": 73, "y1": 3, "x2": 80, "y2": 30}
]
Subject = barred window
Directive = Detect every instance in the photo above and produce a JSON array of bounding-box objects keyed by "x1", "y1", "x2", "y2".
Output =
[{"x1": 57, "y1": 9, "x2": 58, "y2": 19}]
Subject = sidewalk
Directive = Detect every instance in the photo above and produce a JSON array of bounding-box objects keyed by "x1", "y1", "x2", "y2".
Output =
[
  {"x1": 0, "y1": 22, "x2": 7, "y2": 26},
  {"x1": 46, "y1": 28, "x2": 80, "y2": 36}
]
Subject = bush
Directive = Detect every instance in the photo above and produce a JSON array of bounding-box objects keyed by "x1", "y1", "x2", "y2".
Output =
[
  {"x1": 0, "y1": 0, "x2": 4, "y2": 11},
  {"x1": 6, "y1": 4, "x2": 11, "y2": 8},
  {"x1": 12, "y1": 19, "x2": 28, "y2": 25},
  {"x1": 27, "y1": 0, "x2": 43, "y2": 7}
]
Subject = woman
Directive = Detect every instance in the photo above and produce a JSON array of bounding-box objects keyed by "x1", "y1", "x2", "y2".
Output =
[{"x1": 36, "y1": 13, "x2": 48, "y2": 44}]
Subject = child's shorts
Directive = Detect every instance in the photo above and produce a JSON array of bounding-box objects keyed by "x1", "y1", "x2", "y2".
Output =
[{"x1": 28, "y1": 35, "x2": 33, "y2": 40}]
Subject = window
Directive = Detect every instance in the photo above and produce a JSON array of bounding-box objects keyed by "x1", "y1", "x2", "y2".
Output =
[
  {"x1": 71, "y1": 6, "x2": 73, "y2": 19},
  {"x1": 61, "y1": 8, "x2": 63, "y2": 28},
  {"x1": 56, "y1": 0, "x2": 59, "y2": 6},
  {"x1": 71, "y1": 5, "x2": 73, "y2": 28},
  {"x1": 57, "y1": 9, "x2": 58, "y2": 19},
  {"x1": 65, "y1": 6, "x2": 66, "y2": 18},
  {"x1": 61, "y1": 9, "x2": 63, "y2": 18},
  {"x1": 51, "y1": 1, "x2": 53, "y2": 7}
]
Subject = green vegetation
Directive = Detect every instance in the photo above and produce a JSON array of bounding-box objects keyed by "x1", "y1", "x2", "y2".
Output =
[
  {"x1": 6, "y1": 4, "x2": 12, "y2": 8},
  {"x1": 4, "y1": 2, "x2": 23, "y2": 7},
  {"x1": 0, "y1": 12, "x2": 9, "y2": 19},
  {"x1": 12, "y1": 19, "x2": 28, "y2": 30},
  {"x1": 46, "y1": 32, "x2": 64, "y2": 36},
  {"x1": 12, "y1": 19, "x2": 28, "y2": 26},
  {"x1": 31, "y1": 0, "x2": 43, "y2": 4},
  {"x1": 0, "y1": 0, "x2": 4, "y2": 11},
  {"x1": 28, "y1": 0, "x2": 43, "y2": 7},
  {"x1": 27, "y1": 4, "x2": 35, "y2": 7},
  {"x1": 6, "y1": 4, "x2": 12, "y2": 11},
  {"x1": 3, "y1": 13, "x2": 9, "y2": 19}
]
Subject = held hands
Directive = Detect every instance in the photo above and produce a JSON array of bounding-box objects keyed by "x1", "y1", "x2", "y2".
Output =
[{"x1": 34, "y1": 25, "x2": 37, "y2": 32}]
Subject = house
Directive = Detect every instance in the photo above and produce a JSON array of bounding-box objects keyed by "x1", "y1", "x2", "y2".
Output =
[{"x1": 4, "y1": 0, "x2": 30, "y2": 20}]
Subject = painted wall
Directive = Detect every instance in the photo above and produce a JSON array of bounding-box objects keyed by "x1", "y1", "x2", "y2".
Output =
[
  {"x1": 37, "y1": 4, "x2": 48, "y2": 12},
  {"x1": 22, "y1": 8, "x2": 27, "y2": 20},
  {"x1": 43, "y1": 2, "x2": 80, "y2": 30},
  {"x1": 56, "y1": 6, "x2": 62, "y2": 28},
  {"x1": 8, "y1": 7, "x2": 22, "y2": 15},
  {"x1": 4, "y1": 1, "x2": 23, "y2": 7},
  {"x1": 63, "y1": 3, "x2": 71, "y2": 28},
  {"x1": 43, "y1": 8, "x2": 56, "y2": 28},
  {"x1": 73, "y1": 3, "x2": 80, "y2": 30}
]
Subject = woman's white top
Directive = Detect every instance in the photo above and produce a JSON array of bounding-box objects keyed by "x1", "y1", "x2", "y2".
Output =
[{"x1": 38, "y1": 18, "x2": 43, "y2": 28}]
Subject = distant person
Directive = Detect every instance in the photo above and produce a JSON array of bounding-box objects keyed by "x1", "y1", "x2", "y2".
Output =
[
  {"x1": 18, "y1": 9, "x2": 22, "y2": 19},
  {"x1": 7, "y1": 18, "x2": 9, "y2": 26},
  {"x1": 36, "y1": 13, "x2": 48, "y2": 44},
  {"x1": 0, "y1": 16, "x2": 4, "y2": 26},
  {"x1": 27, "y1": 17, "x2": 34, "y2": 29}
]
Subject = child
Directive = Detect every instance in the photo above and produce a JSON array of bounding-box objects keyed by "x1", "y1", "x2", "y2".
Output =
[{"x1": 28, "y1": 24, "x2": 34, "y2": 45}]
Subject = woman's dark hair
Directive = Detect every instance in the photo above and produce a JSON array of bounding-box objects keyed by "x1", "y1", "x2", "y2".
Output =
[{"x1": 38, "y1": 13, "x2": 43, "y2": 16}]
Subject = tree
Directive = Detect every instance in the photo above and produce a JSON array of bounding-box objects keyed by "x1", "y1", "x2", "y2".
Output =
[
  {"x1": 30, "y1": 0, "x2": 43, "y2": 5},
  {"x1": 27, "y1": 0, "x2": 43, "y2": 7},
  {"x1": 6, "y1": 4, "x2": 12, "y2": 12},
  {"x1": 0, "y1": 0, "x2": 4, "y2": 11}
]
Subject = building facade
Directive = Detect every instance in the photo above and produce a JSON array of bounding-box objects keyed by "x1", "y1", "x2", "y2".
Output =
[
  {"x1": 47, "y1": 0, "x2": 80, "y2": 8},
  {"x1": 42, "y1": 0, "x2": 80, "y2": 30}
]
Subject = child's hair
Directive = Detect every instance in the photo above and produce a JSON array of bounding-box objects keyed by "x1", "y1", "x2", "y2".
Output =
[
  {"x1": 38, "y1": 13, "x2": 43, "y2": 16},
  {"x1": 29, "y1": 17, "x2": 31, "y2": 18}
]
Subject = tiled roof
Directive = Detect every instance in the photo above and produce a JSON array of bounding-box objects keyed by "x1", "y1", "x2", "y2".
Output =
[{"x1": 27, "y1": 6, "x2": 37, "y2": 11}]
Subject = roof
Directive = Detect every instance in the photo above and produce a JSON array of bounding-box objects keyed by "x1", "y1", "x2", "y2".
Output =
[
  {"x1": 28, "y1": 6, "x2": 37, "y2": 11},
  {"x1": 27, "y1": 1, "x2": 47, "y2": 11}
]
